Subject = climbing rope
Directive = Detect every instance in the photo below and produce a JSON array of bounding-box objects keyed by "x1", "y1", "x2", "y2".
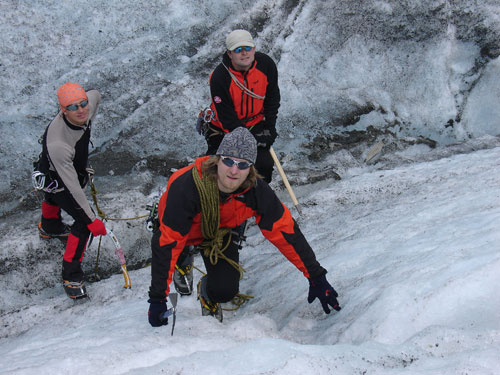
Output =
[
  {"x1": 222, "y1": 63, "x2": 266, "y2": 100},
  {"x1": 191, "y1": 166, "x2": 246, "y2": 280},
  {"x1": 224, "y1": 293, "x2": 254, "y2": 311},
  {"x1": 192, "y1": 265, "x2": 253, "y2": 311},
  {"x1": 89, "y1": 180, "x2": 149, "y2": 222}
]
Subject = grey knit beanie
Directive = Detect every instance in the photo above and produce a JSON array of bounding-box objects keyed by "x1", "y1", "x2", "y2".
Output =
[{"x1": 216, "y1": 127, "x2": 257, "y2": 164}]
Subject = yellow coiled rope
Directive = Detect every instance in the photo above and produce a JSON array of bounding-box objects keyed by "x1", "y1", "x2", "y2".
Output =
[{"x1": 191, "y1": 167, "x2": 246, "y2": 280}]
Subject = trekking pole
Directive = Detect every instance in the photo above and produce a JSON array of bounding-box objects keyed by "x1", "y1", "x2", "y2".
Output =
[
  {"x1": 269, "y1": 147, "x2": 302, "y2": 216},
  {"x1": 106, "y1": 229, "x2": 132, "y2": 289}
]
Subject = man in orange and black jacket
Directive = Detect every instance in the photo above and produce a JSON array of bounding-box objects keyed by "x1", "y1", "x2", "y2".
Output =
[
  {"x1": 148, "y1": 128, "x2": 341, "y2": 326},
  {"x1": 205, "y1": 29, "x2": 280, "y2": 183}
]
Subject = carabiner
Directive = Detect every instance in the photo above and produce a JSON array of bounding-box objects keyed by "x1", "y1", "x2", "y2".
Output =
[{"x1": 203, "y1": 108, "x2": 214, "y2": 123}]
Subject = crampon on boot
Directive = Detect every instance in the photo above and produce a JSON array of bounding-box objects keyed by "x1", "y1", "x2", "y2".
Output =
[
  {"x1": 38, "y1": 222, "x2": 70, "y2": 241},
  {"x1": 197, "y1": 276, "x2": 223, "y2": 322},
  {"x1": 63, "y1": 280, "x2": 88, "y2": 300},
  {"x1": 173, "y1": 255, "x2": 194, "y2": 296}
]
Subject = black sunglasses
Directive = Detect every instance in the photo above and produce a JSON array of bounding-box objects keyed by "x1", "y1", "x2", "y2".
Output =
[
  {"x1": 233, "y1": 46, "x2": 253, "y2": 53},
  {"x1": 221, "y1": 156, "x2": 252, "y2": 170},
  {"x1": 65, "y1": 100, "x2": 89, "y2": 111}
]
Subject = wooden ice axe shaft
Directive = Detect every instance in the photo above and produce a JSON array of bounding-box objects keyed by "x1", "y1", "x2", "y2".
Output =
[{"x1": 269, "y1": 147, "x2": 302, "y2": 216}]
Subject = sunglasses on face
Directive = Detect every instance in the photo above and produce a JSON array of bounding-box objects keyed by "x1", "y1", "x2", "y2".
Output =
[
  {"x1": 221, "y1": 156, "x2": 252, "y2": 170},
  {"x1": 232, "y1": 46, "x2": 253, "y2": 53},
  {"x1": 65, "y1": 100, "x2": 89, "y2": 111}
]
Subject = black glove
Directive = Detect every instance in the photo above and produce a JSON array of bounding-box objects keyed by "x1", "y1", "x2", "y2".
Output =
[
  {"x1": 307, "y1": 274, "x2": 341, "y2": 314},
  {"x1": 253, "y1": 126, "x2": 277, "y2": 149},
  {"x1": 148, "y1": 298, "x2": 169, "y2": 327}
]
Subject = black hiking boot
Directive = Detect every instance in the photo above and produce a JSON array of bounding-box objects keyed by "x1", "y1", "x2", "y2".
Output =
[
  {"x1": 63, "y1": 280, "x2": 88, "y2": 300},
  {"x1": 38, "y1": 222, "x2": 70, "y2": 241},
  {"x1": 197, "y1": 276, "x2": 223, "y2": 322},
  {"x1": 173, "y1": 254, "x2": 194, "y2": 296}
]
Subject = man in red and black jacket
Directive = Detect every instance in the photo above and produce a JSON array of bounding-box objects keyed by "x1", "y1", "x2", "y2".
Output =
[
  {"x1": 148, "y1": 128, "x2": 341, "y2": 326},
  {"x1": 205, "y1": 29, "x2": 280, "y2": 183}
]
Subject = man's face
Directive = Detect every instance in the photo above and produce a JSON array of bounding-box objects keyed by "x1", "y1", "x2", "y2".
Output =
[
  {"x1": 62, "y1": 98, "x2": 89, "y2": 126},
  {"x1": 216, "y1": 156, "x2": 251, "y2": 193},
  {"x1": 227, "y1": 46, "x2": 256, "y2": 72}
]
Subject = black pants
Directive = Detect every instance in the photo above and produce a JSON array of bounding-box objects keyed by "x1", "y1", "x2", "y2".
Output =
[
  {"x1": 199, "y1": 230, "x2": 242, "y2": 303},
  {"x1": 43, "y1": 191, "x2": 90, "y2": 281},
  {"x1": 205, "y1": 128, "x2": 274, "y2": 183}
]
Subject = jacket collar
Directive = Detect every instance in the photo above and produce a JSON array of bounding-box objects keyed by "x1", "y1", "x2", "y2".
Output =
[
  {"x1": 62, "y1": 114, "x2": 90, "y2": 131},
  {"x1": 222, "y1": 52, "x2": 256, "y2": 76}
]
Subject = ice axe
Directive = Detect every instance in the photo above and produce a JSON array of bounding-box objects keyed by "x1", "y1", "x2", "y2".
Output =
[
  {"x1": 159, "y1": 293, "x2": 178, "y2": 336},
  {"x1": 106, "y1": 229, "x2": 132, "y2": 289},
  {"x1": 269, "y1": 147, "x2": 302, "y2": 216}
]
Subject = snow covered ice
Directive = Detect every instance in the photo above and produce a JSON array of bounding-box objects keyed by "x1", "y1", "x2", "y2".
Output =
[
  {"x1": 1, "y1": 0, "x2": 500, "y2": 373},
  {"x1": 1, "y1": 143, "x2": 499, "y2": 374}
]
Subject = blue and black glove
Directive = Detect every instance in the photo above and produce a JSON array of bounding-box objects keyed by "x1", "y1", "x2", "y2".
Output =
[
  {"x1": 307, "y1": 274, "x2": 341, "y2": 314},
  {"x1": 148, "y1": 298, "x2": 169, "y2": 327}
]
